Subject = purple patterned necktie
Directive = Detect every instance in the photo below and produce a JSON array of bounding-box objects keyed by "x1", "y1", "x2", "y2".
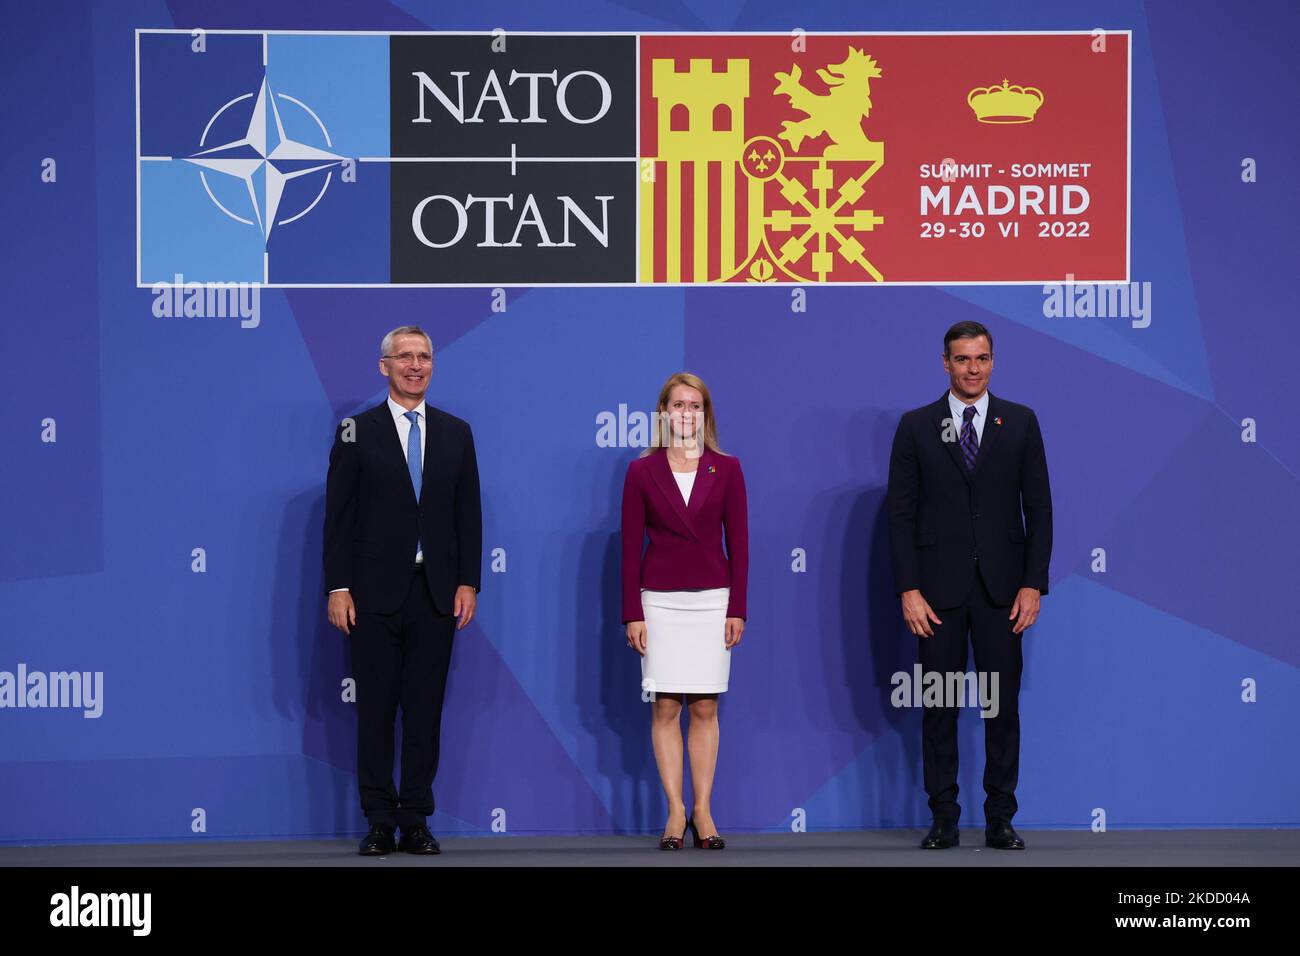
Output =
[{"x1": 959, "y1": 404, "x2": 979, "y2": 471}]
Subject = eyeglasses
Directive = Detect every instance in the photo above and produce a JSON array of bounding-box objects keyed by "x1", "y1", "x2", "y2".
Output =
[{"x1": 383, "y1": 352, "x2": 433, "y2": 366}]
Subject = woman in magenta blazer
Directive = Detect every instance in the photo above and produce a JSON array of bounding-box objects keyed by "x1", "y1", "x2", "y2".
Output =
[{"x1": 621, "y1": 372, "x2": 748, "y2": 850}]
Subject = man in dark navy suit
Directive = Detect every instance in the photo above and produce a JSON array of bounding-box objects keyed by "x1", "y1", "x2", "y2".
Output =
[
  {"x1": 887, "y1": 321, "x2": 1052, "y2": 850},
  {"x1": 324, "y1": 325, "x2": 482, "y2": 856}
]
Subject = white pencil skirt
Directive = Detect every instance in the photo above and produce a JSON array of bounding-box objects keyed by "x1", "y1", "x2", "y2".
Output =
[{"x1": 640, "y1": 587, "x2": 731, "y2": 695}]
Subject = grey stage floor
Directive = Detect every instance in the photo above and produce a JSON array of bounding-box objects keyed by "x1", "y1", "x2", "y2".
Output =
[{"x1": 3, "y1": 829, "x2": 1297, "y2": 867}]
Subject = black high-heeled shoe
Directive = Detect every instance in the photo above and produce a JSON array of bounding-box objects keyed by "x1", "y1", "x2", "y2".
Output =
[{"x1": 687, "y1": 816, "x2": 726, "y2": 850}]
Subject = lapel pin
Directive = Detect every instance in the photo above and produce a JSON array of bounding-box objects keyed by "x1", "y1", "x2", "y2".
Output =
[
  {"x1": 707, "y1": 465, "x2": 717, "y2": 473},
  {"x1": 994, "y1": 417, "x2": 1003, "y2": 426}
]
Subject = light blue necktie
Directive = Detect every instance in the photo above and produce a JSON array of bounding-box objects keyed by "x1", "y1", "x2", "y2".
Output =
[
  {"x1": 404, "y1": 411, "x2": 423, "y2": 558},
  {"x1": 404, "y1": 411, "x2": 423, "y2": 498}
]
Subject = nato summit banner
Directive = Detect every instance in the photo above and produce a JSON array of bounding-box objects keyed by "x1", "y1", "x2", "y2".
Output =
[{"x1": 138, "y1": 31, "x2": 1128, "y2": 287}]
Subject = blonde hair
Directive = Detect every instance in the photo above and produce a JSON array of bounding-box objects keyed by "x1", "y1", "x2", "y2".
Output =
[{"x1": 646, "y1": 372, "x2": 725, "y2": 455}]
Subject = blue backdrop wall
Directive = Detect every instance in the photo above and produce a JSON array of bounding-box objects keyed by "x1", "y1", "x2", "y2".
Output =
[{"x1": 1, "y1": 0, "x2": 1297, "y2": 843}]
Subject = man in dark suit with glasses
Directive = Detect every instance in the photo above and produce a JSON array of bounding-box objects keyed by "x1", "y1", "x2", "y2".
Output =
[{"x1": 324, "y1": 324, "x2": 482, "y2": 856}]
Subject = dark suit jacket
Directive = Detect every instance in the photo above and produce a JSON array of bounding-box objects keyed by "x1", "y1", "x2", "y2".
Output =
[
  {"x1": 621, "y1": 447, "x2": 749, "y2": 623},
  {"x1": 324, "y1": 400, "x2": 482, "y2": 616},
  {"x1": 887, "y1": 391, "x2": 1051, "y2": 609}
]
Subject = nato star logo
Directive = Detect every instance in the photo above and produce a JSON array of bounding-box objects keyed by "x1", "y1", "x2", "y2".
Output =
[{"x1": 184, "y1": 76, "x2": 348, "y2": 241}]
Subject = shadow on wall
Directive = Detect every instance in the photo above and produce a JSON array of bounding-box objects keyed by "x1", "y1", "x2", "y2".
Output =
[
  {"x1": 285, "y1": 487, "x2": 356, "y2": 837},
  {"x1": 585, "y1": 450, "x2": 661, "y2": 834},
  {"x1": 812, "y1": 409, "x2": 923, "y2": 823},
  {"x1": 270, "y1": 398, "x2": 373, "y2": 836}
]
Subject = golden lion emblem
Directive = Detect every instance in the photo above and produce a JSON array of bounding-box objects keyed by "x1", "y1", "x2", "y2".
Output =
[{"x1": 774, "y1": 47, "x2": 883, "y2": 160}]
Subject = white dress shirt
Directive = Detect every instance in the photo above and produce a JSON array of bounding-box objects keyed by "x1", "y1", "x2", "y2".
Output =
[
  {"x1": 389, "y1": 397, "x2": 427, "y2": 563},
  {"x1": 948, "y1": 389, "x2": 989, "y2": 444}
]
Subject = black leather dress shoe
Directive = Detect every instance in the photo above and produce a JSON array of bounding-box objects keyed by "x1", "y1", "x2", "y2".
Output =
[
  {"x1": 398, "y1": 824, "x2": 442, "y2": 855},
  {"x1": 985, "y1": 819, "x2": 1026, "y2": 849},
  {"x1": 920, "y1": 819, "x2": 960, "y2": 849},
  {"x1": 358, "y1": 824, "x2": 396, "y2": 856}
]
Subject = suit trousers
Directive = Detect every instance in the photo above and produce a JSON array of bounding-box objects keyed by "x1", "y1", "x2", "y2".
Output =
[
  {"x1": 918, "y1": 564, "x2": 1023, "y2": 825},
  {"x1": 350, "y1": 565, "x2": 456, "y2": 831}
]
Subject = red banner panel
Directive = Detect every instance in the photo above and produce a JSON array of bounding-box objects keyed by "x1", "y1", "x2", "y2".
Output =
[{"x1": 639, "y1": 33, "x2": 1130, "y2": 284}]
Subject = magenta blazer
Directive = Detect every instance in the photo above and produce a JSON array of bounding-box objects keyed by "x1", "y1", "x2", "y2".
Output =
[{"x1": 620, "y1": 446, "x2": 749, "y2": 623}]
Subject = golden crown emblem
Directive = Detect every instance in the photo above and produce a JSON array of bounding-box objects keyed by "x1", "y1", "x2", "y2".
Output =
[{"x1": 967, "y1": 78, "x2": 1044, "y2": 124}]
